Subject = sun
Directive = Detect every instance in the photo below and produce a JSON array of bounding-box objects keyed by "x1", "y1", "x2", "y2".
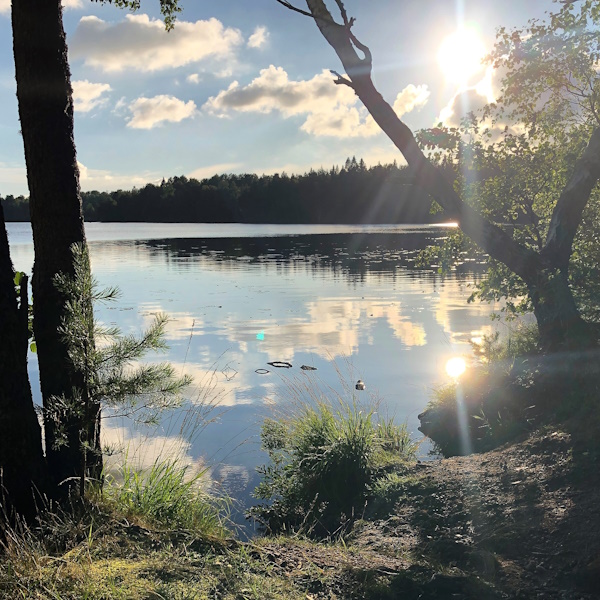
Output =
[
  {"x1": 437, "y1": 29, "x2": 486, "y2": 85},
  {"x1": 446, "y1": 357, "x2": 467, "y2": 379}
]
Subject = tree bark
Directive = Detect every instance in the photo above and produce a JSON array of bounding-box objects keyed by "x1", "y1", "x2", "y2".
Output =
[
  {"x1": 11, "y1": 0, "x2": 101, "y2": 489},
  {"x1": 0, "y1": 204, "x2": 47, "y2": 520},
  {"x1": 302, "y1": 0, "x2": 600, "y2": 350}
]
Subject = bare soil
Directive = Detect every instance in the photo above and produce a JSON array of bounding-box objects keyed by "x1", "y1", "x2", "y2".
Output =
[{"x1": 251, "y1": 414, "x2": 600, "y2": 599}]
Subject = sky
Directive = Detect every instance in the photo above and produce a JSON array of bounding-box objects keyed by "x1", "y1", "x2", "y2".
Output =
[{"x1": 0, "y1": 0, "x2": 553, "y2": 196}]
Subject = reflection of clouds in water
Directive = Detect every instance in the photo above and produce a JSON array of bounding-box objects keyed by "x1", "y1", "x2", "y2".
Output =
[
  {"x1": 102, "y1": 425, "x2": 205, "y2": 476},
  {"x1": 139, "y1": 303, "x2": 204, "y2": 341},
  {"x1": 167, "y1": 360, "x2": 256, "y2": 407},
  {"x1": 212, "y1": 464, "x2": 250, "y2": 494},
  {"x1": 361, "y1": 300, "x2": 426, "y2": 346},
  {"x1": 432, "y1": 281, "x2": 498, "y2": 346},
  {"x1": 209, "y1": 297, "x2": 427, "y2": 365}
]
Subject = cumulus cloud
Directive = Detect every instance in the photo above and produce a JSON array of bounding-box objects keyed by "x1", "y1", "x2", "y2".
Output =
[
  {"x1": 438, "y1": 66, "x2": 498, "y2": 126},
  {"x1": 204, "y1": 66, "x2": 429, "y2": 138},
  {"x1": 393, "y1": 84, "x2": 430, "y2": 117},
  {"x1": 188, "y1": 162, "x2": 243, "y2": 180},
  {"x1": 70, "y1": 14, "x2": 243, "y2": 72},
  {"x1": 77, "y1": 161, "x2": 162, "y2": 191},
  {"x1": 187, "y1": 73, "x2": 201, "y2": 84},
  {"x1": 72, "y1": 80, "x2": 112, "y2": 113},
  {"x1": 248, "y1": 25, "x2": 269, "y2": 49},
  {"x1": 438, "y1": 88, "x2": 490, "y2": 127},
  {"x1": 127, "y1": 95, "x2": 197, "y2": 129}
]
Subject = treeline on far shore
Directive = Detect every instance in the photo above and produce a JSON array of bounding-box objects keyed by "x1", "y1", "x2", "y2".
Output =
[{"x1": 2, "y1": 158, "x2": 440, "y2": 224}]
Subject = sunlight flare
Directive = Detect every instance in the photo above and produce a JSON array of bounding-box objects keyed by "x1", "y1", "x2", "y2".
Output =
[
  {"x1": 437, "y1": 29, "x2": 486, "y2": 85},
  {"x1": 446, "y1": 356, "x2": 467, "y2": 379}
]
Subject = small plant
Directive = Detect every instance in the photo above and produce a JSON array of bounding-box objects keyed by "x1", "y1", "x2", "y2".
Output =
[
  {"x1": 251, "y1": 398, "x2": 417, "y2": 538},
  {"x1": 103, "y1": 458, "x2": 229, "y2": 536},
  {"x1": 471, "y1": 321, "x2": 539, "y2": 365}
]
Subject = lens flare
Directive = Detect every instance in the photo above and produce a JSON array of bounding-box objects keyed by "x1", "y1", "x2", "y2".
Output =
[
  {"x1": 437, "y1": 29, "x2": 486, "y2": 85},
  {"x1": 446, "y1": 356, "x2": 467, "y2": 379}
]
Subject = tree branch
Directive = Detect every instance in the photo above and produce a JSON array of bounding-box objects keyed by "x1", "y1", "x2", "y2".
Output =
[
  {"x1": 304, "y1": 0, "x2": 541, "y2": 280},
  {"x1": 275, "y1": 0, "x2": 314, "y2": 18},
  {"x1": 542, "y1": 126, "x2": 600, "y2": 270}
]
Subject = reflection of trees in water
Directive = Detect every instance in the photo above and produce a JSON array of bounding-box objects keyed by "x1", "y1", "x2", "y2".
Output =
[{"x1": 122, "y1": 232, "x2": 486, "y2": 282}]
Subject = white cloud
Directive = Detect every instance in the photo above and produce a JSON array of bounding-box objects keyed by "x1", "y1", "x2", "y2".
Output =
[
  {"x1": 248, "y1": 25, "x2": 269, "y2": 49},
  {"x1": 187, "y1": 73, "x2": 201, "y2": 84},
  {"x1": 77, "y1": 161, "x2": 162, "y2": 191},
  {"x1": 127, "y1": 95, "x2": 197, "y2": 129},
  {"x1": 188, "y1": 162, "x2": 244, "y2": 180},
  {"x1": 393, "y1": 84, "x2": 430, "y2": 117},
  {"x1": 205, "y1": 66, "x2": 429, "y2": 138},
  {"x1": 438, "y1": 66, "x2": 498, "y2": 126},
  {"x1": 205, "y1": 66, "x2": 354, "y2": 118},
  {"x1": 70, "y1": 14, "x2": 243, "y2": 73},
  {"x1": 72, "y1": 79, "x2": 112, "y2": 113},
  {"x1": 0, "y1": 0, "x2": 9, "y2": 13}
]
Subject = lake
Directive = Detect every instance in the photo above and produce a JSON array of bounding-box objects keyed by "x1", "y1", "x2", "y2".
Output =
[{"x1": 6, "y1": 222, "x2": 496, "y2": 532}]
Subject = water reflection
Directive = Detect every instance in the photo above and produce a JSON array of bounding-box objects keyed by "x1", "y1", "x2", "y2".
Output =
[{"x1": 7, "y1": 224, "x2": 494, "y2": 532}]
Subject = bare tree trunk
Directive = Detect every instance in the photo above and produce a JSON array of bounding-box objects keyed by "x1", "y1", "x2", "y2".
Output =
[
  {"x1": 528, "y1": 269, "x2": 591, "y2": 350},
  {"x1": 11, "y1": 0, "x2": 102, "y2": 490},
  {"x1": 0, "y1": 205, "x2": 47, "y2": 520},
  {"x1": 301, "y1": 0, "x2": 600, "y2": 350}
]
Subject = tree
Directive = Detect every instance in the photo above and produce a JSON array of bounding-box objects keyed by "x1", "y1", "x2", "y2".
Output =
[
  {"x1": 9, "y1": 0, "x2": 184, "y2": 497},
  {"x1": 11, "y1": 0, "x2": 95, "y2": 491},
  {"x1": 0, "y1": 205, "x2": 46, "y2": 520},
  {"x1": 282, "y1": 0, "x2": 600, "y2": 350}
]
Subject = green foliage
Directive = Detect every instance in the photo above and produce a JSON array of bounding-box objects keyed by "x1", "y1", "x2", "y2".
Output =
[
  {"x1": 46, "y1": 243, "x2": 191, "y2": 484},
  {"x1": 92, "y1": 0, "x2": 182, "y2": 30},
  {"x1": 415, "y1": 0, "x2": 600, "y2": 321},
  {"x1": 422, "y1": 323, "x2": 541, "y2": 456},
  {"x1": 53, "y1": 244, "x2": 191, "y2": 426},
  {"x1": 471, "y1": 321, "x2": 540, "y2": 364},
  {"x1": 13, "y1": 270, "x2": 34, "y2": 344},
  {"x1": 103, "y1": 458, "x2": 229, "y2": 535},
  {"x1": 251, "y1": 400, "x2": 417, "y2": 538}
]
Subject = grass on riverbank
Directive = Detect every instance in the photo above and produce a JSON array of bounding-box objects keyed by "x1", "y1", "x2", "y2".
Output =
[
  {"x1": 2, "y1": 401, "x2": 599, "y2": 599},
  {"x1": 250, "y1": 397, "x2": 419, "y2": 538}
]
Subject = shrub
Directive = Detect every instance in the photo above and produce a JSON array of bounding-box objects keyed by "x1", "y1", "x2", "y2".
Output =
[
  {"x1": 419, "y1": 321, "x2": 551, "y2": 457},
  {"x1": 251, "y1": 400, "x2": 417, "y2": 538}
]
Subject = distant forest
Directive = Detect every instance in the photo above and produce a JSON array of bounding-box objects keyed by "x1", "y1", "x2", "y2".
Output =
[{"x1": 2, "y1": 158, "x2": 441, "y2": 224}]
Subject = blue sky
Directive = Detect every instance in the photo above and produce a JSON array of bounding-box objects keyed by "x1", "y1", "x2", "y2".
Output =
[{"x1": 0, "y1": 0, "x2": 551, "y2": 196}]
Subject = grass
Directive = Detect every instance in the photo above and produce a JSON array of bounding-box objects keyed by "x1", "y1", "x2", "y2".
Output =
[
  {"x1": 0, "y1": 505, "x2": 404, "y2": 600},
  {"x1": 101, "y1": 458, "x2": 229, "y2": 536},
  {"x1": 251, "y1": 391, "x2": 418, "y2": 538}
]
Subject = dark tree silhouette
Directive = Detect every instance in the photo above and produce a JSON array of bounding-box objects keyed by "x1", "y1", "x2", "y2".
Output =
[{"x1": 292, "y1": 0, "x2": 600, "y2": 350}]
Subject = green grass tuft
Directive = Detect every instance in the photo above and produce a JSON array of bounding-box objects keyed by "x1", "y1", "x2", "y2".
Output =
[
  {"x1": 251, "y1": 398, "x2": 417, "y2": 538},
  {"x1": 103, "y1": 458, "x2": 230, "y2": 536}
]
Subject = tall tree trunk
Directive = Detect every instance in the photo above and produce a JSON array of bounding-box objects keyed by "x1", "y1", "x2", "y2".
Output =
[
  {"x1": 11, "y1": 0, "x2": 102, "y2": 490},
  {"x1": 0, "y1": 205, "x2": 47, "y2": 520},
  {"x1": 301, "y1": 0, "x2": 600, "y2": 351},
  {"x1": 527, "y1": 268, "x2": 591, "y2": 350}
]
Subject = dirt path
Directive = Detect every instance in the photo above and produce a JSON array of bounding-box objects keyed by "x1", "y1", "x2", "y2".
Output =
[
  {"x1": 350, "y1": 421, "x2": 600, "y2": 599},
  {"x1": 225, "y1": 415, "x2": 600, "y2": 599}
]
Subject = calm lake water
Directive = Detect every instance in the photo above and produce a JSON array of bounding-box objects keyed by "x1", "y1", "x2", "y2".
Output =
[{"x1": 6, "y1": 222, "x2": 496, "y2": 532}]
